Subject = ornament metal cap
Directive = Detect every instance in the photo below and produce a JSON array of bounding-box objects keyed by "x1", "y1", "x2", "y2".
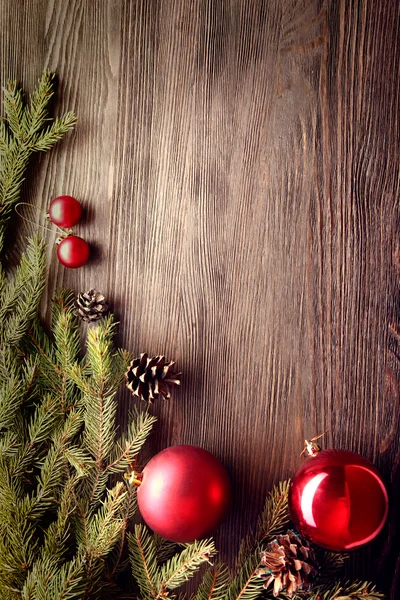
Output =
[{"x1": 300, "y1": 429, "x2": 329, "y2": 458}]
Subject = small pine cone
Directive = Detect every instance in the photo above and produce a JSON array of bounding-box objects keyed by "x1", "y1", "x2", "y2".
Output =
[
  {"x1": 125, "y1": 353, "x2": 181, "y2": 402},
  {"x1": 76, "y1": 289, "x2": 109, "y2": 322},
  {"x1": 256, "y1": 530, "x2": 318, "y2": 598}
]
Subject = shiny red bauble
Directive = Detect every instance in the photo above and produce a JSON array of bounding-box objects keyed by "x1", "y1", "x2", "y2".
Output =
[
  {"x1": 56, "y1": 236, "x2": 90, "y2": 268},
  {"x1": 137, "y1": 445, "x2": 231, "y2": 542},
  {"x1": 289, "y1": 449, "x2": 389, "y2": 551},
  {"x1": 48, "y1": 195, "x2": 82, "y2": 228}
]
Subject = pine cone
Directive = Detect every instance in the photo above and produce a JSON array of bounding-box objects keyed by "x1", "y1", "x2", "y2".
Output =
[
  {"x1": 256, "y1": 530, "x2": 318, "y2": 598},
  {"x1": 125, "y1": 353, "x2": 181, "y2": 402},
  {"x1": 76, "y1": 289, "x2": 109, "y2": 322}
]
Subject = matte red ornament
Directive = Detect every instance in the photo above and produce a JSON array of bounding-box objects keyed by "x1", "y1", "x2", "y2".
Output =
[
  {"x1": 57, "y1": 235, "x2": 90, "y2": 268},
  {"x1": 48, "y1": 195, "x2": 82, "y2": 228},
  {"x1": 289, "y1": 449, "x2": 389, "y2": 551},
  {"x1": 137, "y1": 445, "x2": 231, "y2": 542}
]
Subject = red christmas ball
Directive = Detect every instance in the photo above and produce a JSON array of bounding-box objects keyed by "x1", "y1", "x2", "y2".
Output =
[
  {"x1": 48, "y1": 195, "x2": 82, "y2": 228},
  {"x1": 137, "y1": 445, "x2": 231, "y2": 542},
  {"x1": 57, "y1": 236, "x2": 90, "y2": 268},
  {"x1": 289, "y1": 449, "x2": 389, "y2": 551}
]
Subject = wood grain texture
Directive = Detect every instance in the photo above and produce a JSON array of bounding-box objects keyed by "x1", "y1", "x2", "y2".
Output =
[{"x1": 1, "y1": 0, "x2": 400, "y2": 594}]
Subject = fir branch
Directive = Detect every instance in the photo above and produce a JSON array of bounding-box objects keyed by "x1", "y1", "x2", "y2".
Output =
[
  {"x1": 29, "y1": 409, "x2": 83, "y2": 518},
  {"x1": 20, "y1": 70, "x2": 55, "y2": 140},
  {"x1": 0, "y1": 71, "x2": 76, "y2": 248},
  {"x1": 153, "y1": 535, "x2": 178, "y2": 567},
  {"x1": 31, "y1": 112, "x2": 78, "y2": 152},
  {"x1": 316, "y1": 551, "x2": 349, "y2": 585},
  {"x1": 196, "y1": 563, "x2": 231, "y2": 600},
  {"x1": 256, "y1": 480, "x2": 290, "y2": 543},
  {"x1": 25, "y1": 320, "x2": 62, "y2": 391},
  {"x1": 42, "y1": 476, "x2": 79, "y2": 560},
  {"x1": 108, "y1": 480, "x2": 138, "y2": 577},
  {"x1": 0, "y1": 235, "x2": 47, "y2": 347},
  {"x1": 157, "y1": 539, "x2": 217, "y2": 597},
  {"x1": 293, "y1": 580, "x2": 385, "y2": 600},
  {"x1": 3, "y1": 80, "x2": 25, "y2": 140},
  {"x1": 107, "y1": 407, "x2": 157, "y2": 474},
  {"x1": 52, "y1": 289, "x2": 80, "y2": 416},
  {"x1": 128, "y1": 524, "x2": 160, "y2": 599},
  {"x1": 86, "y1": 482, "x2": 127, "y2": 560},
  {"x1": 236, "y1": 481, "x2": 290, "y2": 573},
  {"x1": 227, "y1": 550, "x2": 265, "y2": 600}
]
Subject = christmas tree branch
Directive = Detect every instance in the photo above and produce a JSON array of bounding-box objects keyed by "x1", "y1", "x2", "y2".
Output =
[
  {"x1": 255, "y1": 480, "x2": 290, "y2": 543},
  {"x1": 227, "y1": 551, "x2": 265, "y2": 600},
  {"x1": 157, "y1": 540, "x2": 217, "y2": 598},
  {"x1": 107, "y1": 408, "x2": 157, "y2": 474},
  {"x1": 196, "y1": 564, "x2": 231, "y2": 600},
  {"x1": 129, "y1": 524, "x2": 160, "y2": 599},
  {"x1": 0, "y1": 71, "x2": 76, "y2": 250}
]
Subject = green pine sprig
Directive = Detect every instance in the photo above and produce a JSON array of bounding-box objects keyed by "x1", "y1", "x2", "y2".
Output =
[{"x1": 0, "y1": 71, "x2": 76, "y2": 250}]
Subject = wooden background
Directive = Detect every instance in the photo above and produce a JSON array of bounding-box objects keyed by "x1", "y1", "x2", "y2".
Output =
[{"x1": 1, "y1": 0, "x2": 400, "y2": 595}]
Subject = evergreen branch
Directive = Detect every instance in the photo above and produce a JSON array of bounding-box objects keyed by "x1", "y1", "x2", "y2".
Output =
[
  {"x1": 31, "y1": 112, "x2": 78, "y2": 151},
  {"x1": 0, "y1": 235, "x2": 47, "y2": 347},
  {"x1": 109, "y1": 480, "x2": 138, "y2": 577},
  {"x1": 29, "y1": 410, "x2": 83, "y2": 518},
  {"x1": 0, "y1": 118, "x2": 11, "y2": 155},
  {"x1": 64, "y1": 447, "x2": 95, "y2": 477},
  {"x1": 153, "y1": 535, "x2": 178, "y2": 566},
  {"x1": 316, "y1": 551, "x2": 349, "y2": 584},
  {"x1": 255, "y1": 480, "x2": 290, "y2": 543},
  {"x1": 0, "y1": 71, "x2": 76, "y2": 248},
  {"x1": 21, "y1": 70, "x2": 55, "y2": 139},
  {"x1": 46, "y1": 558, "x2": 86, "y2": 600},
  {"x1": 42, "y1": 476, "x2": 79, "y2": 560},
  {"x1": 107, "y1": 408, "x2": 157, "y2": 473},
  {"x1": 3, "y1": 80, "x2": 24, "y2": 140},
  {"x1": 81, "y1": 484, "x2": 128, "y2": 599},
  {"x1": 86, "y1": 482, "x2": 127, "y2": 559},
  {"x1": 196, "y1": 563, "x2": 231, "y2": 600},
  {"x1": 28, "y1": 394, "x2": 60, "y2": 447},
  {"x1": 52, "y1": 289, "x2": 80, "y2": 416},
  {"x1": 128, "y1": 524, "x2": 160, "y2": 599},
  {"x1": 227, "y1": 550, "x2": 264, "y2": 600},
  {"x1": 0, "y1": 356, "x2": 31, "y2": 431},
  {"x1": 157, "y1": 539, "x2": 217, "y2": 597},
  {"x1": 236, "y1": 481, "x2": 290, "y2": 573},
  {"x1": 293, "y1": 580, "x2": 385, "y2": 600}
]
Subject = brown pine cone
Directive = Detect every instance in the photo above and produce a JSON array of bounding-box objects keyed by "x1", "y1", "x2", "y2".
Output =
[
  {"x1": 125, "y1": 353, "x2": 181, "y2": 402},
  {"x1": 76, "y1": 289, "x2": 109, "y2": 322},
  {"x1": 256, "y1": 530, "x2": 318, "y2": 598}
]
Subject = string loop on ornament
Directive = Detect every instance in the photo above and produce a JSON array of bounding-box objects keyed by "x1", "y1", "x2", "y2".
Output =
[{"x1": 15, "y1": 202, "x2": 71, "y2": 237}]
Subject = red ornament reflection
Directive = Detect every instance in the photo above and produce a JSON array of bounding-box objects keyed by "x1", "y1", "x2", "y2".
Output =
[{"x1": 289, "y1": 450, "x2": 388, "y2": 551}]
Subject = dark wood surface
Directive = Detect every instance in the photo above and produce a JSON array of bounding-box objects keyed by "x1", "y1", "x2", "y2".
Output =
[{"x1": 1, "y1": 0, "x2": 400, "y2": 595}]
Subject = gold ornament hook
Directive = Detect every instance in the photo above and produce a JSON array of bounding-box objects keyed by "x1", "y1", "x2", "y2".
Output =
[
  {"x1": 300, "y1": 429, "x2": 329, "y2": 458},
  {"x1": 124, "y1": 470, "x2": 143, "y2": 486}
]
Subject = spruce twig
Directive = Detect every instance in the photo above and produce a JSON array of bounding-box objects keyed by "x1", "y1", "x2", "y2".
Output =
[
  {"x1": 196, "y1": 563, "x2": 231, "y2": 600},
  {"x1": 157, "y1": 539, "x2": 217, "y2": 598},
  {"x1": 0, "y1": 71, "x2": 76, "y2": 250}
]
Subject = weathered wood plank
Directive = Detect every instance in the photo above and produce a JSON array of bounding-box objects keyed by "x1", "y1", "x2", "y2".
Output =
[{"x1": 0, "y1": 0, "x2": 399, "y2": 593}]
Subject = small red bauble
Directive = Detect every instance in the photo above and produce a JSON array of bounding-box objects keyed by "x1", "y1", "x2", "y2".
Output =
[
  {"x1": 289, "y1": 449, "x2": 389, "y2": 551},
  {"x1": 57, "y1": 236, "x2": 90, "y2": 268},
  {"x1": 48, "y1": 195, "x2": 82, "y2": 228},
  {"x1": 137, "y1": 445, "x2": 231, "y2": 542}
]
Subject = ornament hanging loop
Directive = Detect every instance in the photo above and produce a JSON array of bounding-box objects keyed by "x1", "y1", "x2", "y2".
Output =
[
  {"x1": 15, "y1": 202, "x2": 72, "y2": 237},
  {"x1": 300, "y1": 429, "x2": 329, "y2": 458}
]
